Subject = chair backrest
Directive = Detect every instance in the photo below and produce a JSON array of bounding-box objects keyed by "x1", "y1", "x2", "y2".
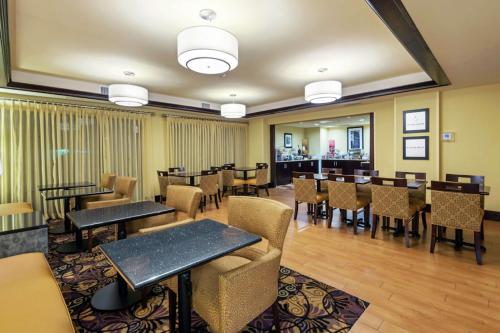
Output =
[
  {"x1": 371, "y1": 177, "x2": 410, "y2": 218},
  {"x1": 228, "y1": 196, "x2": 293, "y2": 251},
  {"x1": 114, "y1": 176, "x2": 137, "y2": 198},
  {"x1": 100, "y1": 173, "x2": 117, "y2": 189},
  {"x1": 256, "y1": 162, "x2": 268, "y2": 168},
  {"x1": 322, "y1": 168, "x2": 343, "y2": 174},
  {"x1": 166, "y1": 185, "x2": 203, "y2": 219},
  {"x1": 255, "y1": 165, "x2": 268, "y2": 186},
  {"x1": 169, "y1": 166, "x2": 185, "y2": 173},
  {"x1": 0, "y1": 202, "x2": 33, "y2": 217},
  {"x1": 395, "y1": 171, "x2": 426, "y2": 180},
  {"x1": 431, "y1": 181, "x2": 483, "y2": 232},
  {"x1": 157, "y1": 174, "x2": 169, "y2": 197},
  {"x1": 292, "y1": 171, "x2": 314, "y2": 179},
  {"x1": 200, "y1": 171, "x2": 219, "y2": 194},
  {"x1": 327, "y1": 175, "x2": 357, "y2": 210},
  {"x1": 292, "y1": 177, "x2": 316, "y2": 203},
  {"x1": 354, "y1": 169, "x2": 379, "y2": 176},
  {"x1": 224, "y1": 163, "x2": 236, "y2": 167},
  {"x1": 157, "y1": 170, "x2": 169, "y2": 177},
  {"x1": 221, "y1": 168, "x2": 235, "y2": 186},
  {"x1": 445, "y1": 173, "x2": 484, "y2": 185}
]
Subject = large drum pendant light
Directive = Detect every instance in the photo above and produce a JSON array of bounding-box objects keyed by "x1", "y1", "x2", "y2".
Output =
[
  {"x1": 108, "y1": 71, "x2": 148, "y2": 107},
  {"x1": 177, "y1": 9, "x2": 238, "y2": 75},
  {"x1": 304, "y1": 68, "x2": 342, "y2": 104},
  {"x1": 221, "y1": 94, "x2": 246, "y2": 118}
]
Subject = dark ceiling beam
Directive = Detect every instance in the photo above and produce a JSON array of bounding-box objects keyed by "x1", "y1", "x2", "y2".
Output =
[{"x1": 365, "y1": 0, "x2": 450, "y2": 86}]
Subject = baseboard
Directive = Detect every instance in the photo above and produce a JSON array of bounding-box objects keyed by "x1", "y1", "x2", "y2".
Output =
[{"x1": 425, "y1": 204, "x2": 500, "y2": 222}]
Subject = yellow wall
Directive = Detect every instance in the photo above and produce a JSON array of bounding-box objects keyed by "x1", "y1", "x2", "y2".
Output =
[
  {"x1": 248, "y1": 83, "x2": 500, "y2": 211},
  {"x1": 275, "y1": 125, "x2": 305, "y2": 150}
]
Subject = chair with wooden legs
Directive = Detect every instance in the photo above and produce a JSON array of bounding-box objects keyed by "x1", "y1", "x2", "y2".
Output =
[
  {"x1": 396, "y1": 171, "x2": 427, "y2": 229},
  {"x1": 430, "y1": 181, "x2": 484, "y2": 265},
  {"x1": 326, "y1": 174, "x2": 370, "y2": 234},
  {"x1": 370, "y1": 177, "x2": 419, "y2": 248},
  {"x1": 210, "y1": 166, "x2": 223, "y2": 201},
  {"x1": 221, "y1": 165, "x2": 245, "y2": 197},
  {"x1": 354, "y1": 169, "x2": 378, "y2": 201},
  {"x1": 292, "y1": 171, "x2": 328, "y2": 225},
  {"x1": 168, "y1": 167, "x2": 187, "y2": 185},
  {"x1": 199, "y1": 170, "x2": 220, "y2": 210},
  {"x1": 445, "y1": 173, "x2": 485, "y2": 239},
  {"x1": 157, "y1": 170, "x2": 169, "y2": 204},
  {"x1": 320, "y1": 168, "x2": 342, "y2": 192},
  {"x1": 246, "y1": 164, "x2": 270, "y2": 197},
  {"x1": 100, "y1": 173, "x2": 117, "y2": 189},
  {"x1": 188, "y1": 196, "x2": 293, "y2": 333}
]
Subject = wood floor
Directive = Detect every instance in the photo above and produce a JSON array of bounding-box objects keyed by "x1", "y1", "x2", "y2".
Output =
[{"x1": 198, "y1": 186, "x2": 500, "y2": 333}]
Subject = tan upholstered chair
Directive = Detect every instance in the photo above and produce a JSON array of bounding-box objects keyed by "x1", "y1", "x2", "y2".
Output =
[
  {"x1": 157, "y1": 170, "x2": 169, "y2": 203},
  {"x1": 168, "y1": 167, "x2": 187, "y2": 185},
  {"x1": 245, "y1": 164, "x2": 269, "y2": 196},
  {"x1": 370, "y1": 177, "x2": 418, "y2": 248},
  {"x1": 199, "y1": 170, "x2": 220, "y2": 210},
  {"x1": 430, "y1": 181, "x2": 484, "y2": 265},
  {"x1": 354, "y1": 169, "x2": 378, "y2": 200},
  {"x1": 221, "y1": 166, "x2": 245, "y2": 196},
  {"x1": 396, "y1": 171, "x2": 427, "y2": 228},
  {"x1": 0, "y1": 202, "x2": 33, "y2": 217},
  {"x1": 100, "y1": 172, "x2": 116, "y2": 189},
  {"x1": 185, "y1": 196, "x2": 293, "y2": 333},
  {"x1": 320, "y1": 168, "x2": 342, "y2": 192},
  {"x1": 326, "y1": 175, "x2": 370, "y2": 234},
  {"x1": 131, "y1": 185, "x2": 203, "y2": 235},
  {"x1": 292, "y1": 172, "x2": 328, "y2": 225},
  {"x1": 82, "y1": 176, "x2": 137, "y2": 209}
]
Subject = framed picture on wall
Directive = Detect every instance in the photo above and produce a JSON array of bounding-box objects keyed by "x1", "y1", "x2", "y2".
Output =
[
  {"x1": 284, "y1": 133, "x2": 293, "y2": 148},
  {"x1": 403, "y1": 136, "x2": 429, "y2": 160},
  {"x1": 403, "y1": 108, "x2": 429, "y2": 133},
  {"x1": 347, "y1": 126, "x2": 364, "y2": 150}
]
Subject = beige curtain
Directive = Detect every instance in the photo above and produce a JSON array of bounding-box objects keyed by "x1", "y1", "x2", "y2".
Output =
[
  {"x1": 0, "y1": 99, "x2": 147, "y2": 218},
  {"x1": 165, "y1": 117, "x2": 247, "y2": 172}
]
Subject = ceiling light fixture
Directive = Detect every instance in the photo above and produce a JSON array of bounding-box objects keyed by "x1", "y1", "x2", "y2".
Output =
[
  {"x1": 108, "y1": 71, "x2": 148, "y2": 107},
  {"x1": 221, "y1": 94, "x2": 246, "y2": 118},
  {"x1": 304, "y1": 68, "x2": 342, "y2": 104},
  {"x1": 177, "y1": 9, "x2": 238, "y2": 75}
]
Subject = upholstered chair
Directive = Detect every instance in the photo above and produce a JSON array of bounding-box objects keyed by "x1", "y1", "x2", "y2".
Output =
[
  {"x1": 82, "y1": 176, "x2": 137, "y2": 209},
  {"x1": 184, "y1": 196, "x2": 293, "y2": 333},
  {"x1": 395, "y1": 171, "x2": 427, "y2": 228},
  {"x1": 326, "y1": 174, "x2": 370, "y2": 234},
  {"x1": 221, "y1": 166, "x2": 245, "y2": 196},
  {"x1": 157, "y1": 170, "x2": 169, "y2": 204},
  {"x1": 354, "y1": 169, "x2": 378, "y2": 200},
  {"x1": 430, "y1": 181, "x2": 484, "y2": 264},
  {"x1": 210, "y1": 166, "x2": 223, "y2": 201},
  {"x1": 292, "y1": 172, "x2": 328, "y2": 225},
  {"x1": 100, "y1": 172, "x2": 116, "y2": 189},
  {"x1": 245, "y1": 164, "x2": 269, "y2": 197},
  {"x1": 168, "y1": 167, "x2": 187, "y2": 185},
  {"x1": 370, "y1": 177, "x2": 418, "y2": 248},
  {"x1": 320, "y1": 168, "x2": 342, "y2": 192},
  {"x1": 199, "y1": 170, "x2": 220, "y2": 210},
  {"x1": 0, "y1": 202, "x2": 33, "y2": 217},
  {"x1": 133, "y1": 185, "x2": 203, "y2": 235}
]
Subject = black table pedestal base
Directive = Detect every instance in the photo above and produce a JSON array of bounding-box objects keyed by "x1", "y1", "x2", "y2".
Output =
[
  {"x1": 48, "y1": 223, "x2": 69, "y2": 235},
  {"x1": 56, "y1": 238, "x2": 100, "y2": 254},
  {"x1": 91, "y1": 279, "x2": 143, "y2": 311}
]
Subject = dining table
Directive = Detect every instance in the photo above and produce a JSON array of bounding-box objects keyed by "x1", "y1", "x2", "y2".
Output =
[
  {"x1": 234, "y1": 166, "x2": 258, "y2": 195},
  {"x1": 41, "y1": 186, "x2": 113, "y2": 235},
  {"x1": 169, "y1": 171, "x2": 203, "y2": 186},
  {"x1": 57, "y1": 201, "x2": 175, "y2": 254},
  {"x1": 92, "y1": 219, "x2": 261, "y2": 333}
]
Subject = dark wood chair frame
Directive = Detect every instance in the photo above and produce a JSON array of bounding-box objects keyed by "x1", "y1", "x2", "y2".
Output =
[
  {"x1": 200, "y1": 170, "x2": 219, "y2": 211},
  {"x1": 354, "y1": 169, "x2": 379, "y2": 177},
  {"x1": 157, "y1": 170, "x2": 169, "y2": 203},
  {"x1": 292, "y1": 172, "x2": 326, "y2": 225}
]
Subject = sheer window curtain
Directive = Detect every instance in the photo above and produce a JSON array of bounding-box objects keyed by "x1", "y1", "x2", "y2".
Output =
[
  {"x1": 0, "y1": 99, "x2": 146, "y2": 219},
  {"x1": 165, "y1": 117, "x2": 247, "y2": 172}
]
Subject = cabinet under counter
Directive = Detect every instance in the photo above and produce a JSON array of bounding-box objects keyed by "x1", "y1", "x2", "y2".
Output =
[{"x1": 275, "y1": 160, "x2": 319, "y2": 185}]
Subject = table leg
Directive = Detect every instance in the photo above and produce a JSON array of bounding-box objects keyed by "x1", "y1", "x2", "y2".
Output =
[
  {"x1": 178, "y1": 271, "x2": 192, "y2": 333},
  {"x1": 243, "y1": 171, "x2": 249, "y2": 195},
  {"x1": 455, "y1": 229, "x2": 464, "y2": 250},
  {"x1": 189, "y1": 176, "x2": 195, "y2": 187},
  {"x1": 91, "y1": 274, "x2": 143, "y2": 311},
  {"x1": 63, "y1": 198, "x2": 71, "y2": 232},
  {"x1": 56, "y1": 228, "x2": 100, "y2": 254},
  {"x1": 117, "y1": 222, "x2": 127, "y2": 240}
]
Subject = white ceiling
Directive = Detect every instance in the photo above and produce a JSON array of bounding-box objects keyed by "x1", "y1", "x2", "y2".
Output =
[{"x1": 8, "y1": 0, "x2": 424, "y2": 108}]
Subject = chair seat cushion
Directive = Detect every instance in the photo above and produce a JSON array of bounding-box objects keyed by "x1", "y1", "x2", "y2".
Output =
[
  {"x1": 0, "y1": 253, "x2": 74, "y2": 333},
  {"x1": 356, "y1": 196, "x2": 371, "y2": 209},
  {"x1": 316, "y1": 192, "x2": 329, "y2": 203},
  {"x1": 233, "y1": 178, "x2": 245, "y2": 186}
]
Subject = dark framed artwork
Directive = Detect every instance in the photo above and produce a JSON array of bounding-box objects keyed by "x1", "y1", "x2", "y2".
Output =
[
  {"x1": 403, "y1": 108, "x2": 429, "y2": 133},
  {"x1": 284, "y1": 133, "x2": 293, "y2": 148},
  {"x1": 347, "y1": 126, "x2": 364, "y2": 150},
  {"x1": 403, "y1": 136, "x2": 429, "y2": 160}
]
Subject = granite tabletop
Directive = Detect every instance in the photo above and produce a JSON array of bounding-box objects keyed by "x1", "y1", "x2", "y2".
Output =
[
  {"x1": 170, "y1": 172, "x2": 203, "y2": 177},
  {"x1": 233, "y1": 166, "x2": 258, "y2": 171},
  {"x1": 100, "y1": 219, "x2": 261, "y2": 289},
  {"x1": 67, "y1": 201, "x2": 175, "y2": 230},
  {"x1": 0, "y1": 211, "x2": 46, "y2": 236},
  {"x1": 40, "y1": 186, "x2": 113, "y2": 200},
  {"x1": 38, "y1": 181, "x2": 95, "y2": 191}
]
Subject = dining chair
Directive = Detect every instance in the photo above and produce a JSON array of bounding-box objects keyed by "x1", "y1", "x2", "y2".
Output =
[
  {"x1": 246, "y1": 164, "x2": 269, "y2": 197},
  {"x1": 395, "y1": 171, "x2": 427, "y2": 229},
  {"x1": 370, "y1": 177, "x2": 418, "y2": 247},
  {"x1": 187, "y1": 196, "x2": 293, "y2": 333},
  {"x1": 199, "y1": 170, "x2": 220, "y2": 210},
  {"x1": 156, "y1": 170, "x2": 169, "y2": 203},
  {"x1": 430, "y1": 181, "x2": 484, "y2": 264},
  {"x1": 354, "y1": 169, "x2": 378, "y2": 202},
  {"x1": 292, "y1": 171, "x2": 328, "y2": 225},
  {"x1": 326, "y1": 174, "x2": 370, "y2": 234},
  {"x1": 445, "y1": 173, "x2": 485, "y2": 239},
  {"x1": 221, "y1": 165, "x2": 245, "y2": 197},
  {"x1": 168, "y1": 167, "x2": 187, "y2": 185},
  {"x1": 210, "y1": 166, "x2": 223, "y2": 201},
  {"x1": 100, "y1": 172, "x2": 117, "y2": 189},
  {"x1": 320, "y1": 168, "x2": 342, "y2": 192},
  {"x1": 0, "y1": 202, "x2": 33, "y2": 217}
]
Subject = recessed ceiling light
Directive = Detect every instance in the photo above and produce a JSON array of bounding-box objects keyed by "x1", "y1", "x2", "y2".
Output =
[{"x1": 359, "y1": 119, "x2": 365, "y2": 121}]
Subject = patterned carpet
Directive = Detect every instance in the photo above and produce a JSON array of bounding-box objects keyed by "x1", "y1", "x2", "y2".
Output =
[{"x1": 47, "y1": 222, "x2": 369, "y2": 332}]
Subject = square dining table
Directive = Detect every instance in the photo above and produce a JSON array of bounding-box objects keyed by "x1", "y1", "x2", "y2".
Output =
[
  {"x1": 169, "y1": 171, "x2": 203, "y2": 186},
  {"x1": 92, "y1": 219, "x2": 261, "y2": 333}
]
